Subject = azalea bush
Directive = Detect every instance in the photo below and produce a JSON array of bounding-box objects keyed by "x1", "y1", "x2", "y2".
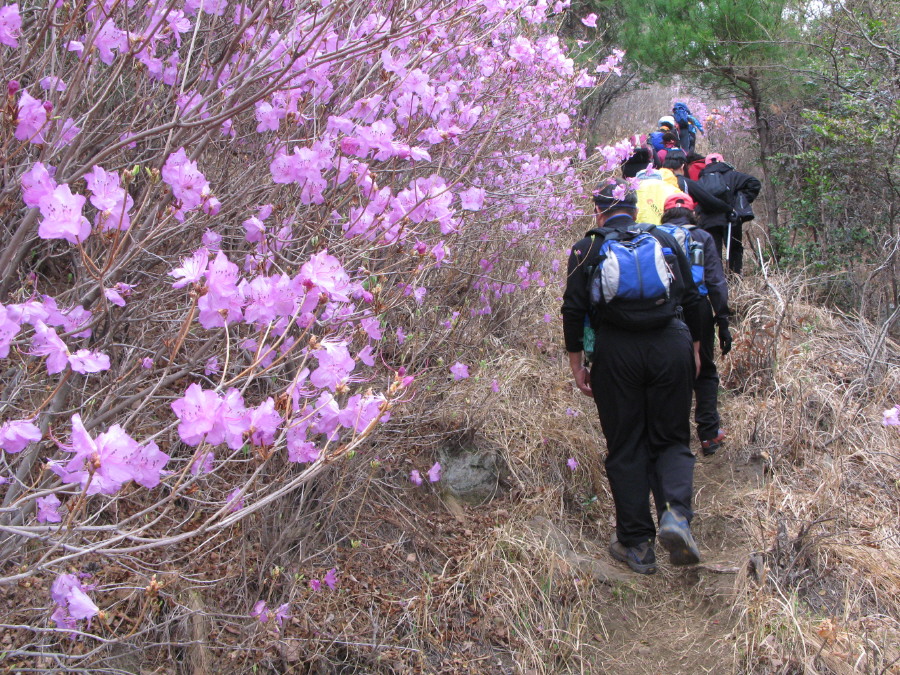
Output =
[{"x1": 0, "y1": 0, "x2": 612, "y2": 666}]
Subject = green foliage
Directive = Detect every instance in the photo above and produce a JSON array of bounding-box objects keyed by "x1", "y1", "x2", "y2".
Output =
[{"x1": 584, "y1": 0, "x2": 810, "y2": 98}]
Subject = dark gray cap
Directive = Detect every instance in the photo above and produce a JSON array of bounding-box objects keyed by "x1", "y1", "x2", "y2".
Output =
[{"x1": 592, "y1": 178, "x2": 637, "y2": 212}]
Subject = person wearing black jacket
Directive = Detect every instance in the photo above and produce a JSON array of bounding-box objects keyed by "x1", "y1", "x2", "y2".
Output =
[
  {"x1": 661, "y1": 192, "x2": 731, "y2": 455},
  {"x1": 561, "y1": 180, "x2": 703, "y2": 575},
  {"x1": 694, "y1": 155, "x2": 762, "y2": 274}
]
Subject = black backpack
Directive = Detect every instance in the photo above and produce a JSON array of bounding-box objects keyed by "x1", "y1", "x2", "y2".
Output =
[{"x1": 697, "y1": 170, "x2": 729, "y2": 203}]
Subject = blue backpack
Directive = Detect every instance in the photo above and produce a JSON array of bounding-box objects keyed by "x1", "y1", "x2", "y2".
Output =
[
  {"x1": 587, "y1": 226, "x2": 677, "y2": 331},
  {"x1": 655, "y1": 223, "x2": 707, "y2": 297},
  {"x1": 673, "y1": 102, "x2": 704, "y2": 134}
]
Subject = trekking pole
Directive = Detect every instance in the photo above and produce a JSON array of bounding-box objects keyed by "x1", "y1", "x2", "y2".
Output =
[
  {"x1": 725, "y1": 219, "x2": 732, "y2": 270},
  {"x1": 756, "y1": 237, "x2": 767, "y2": 279}
]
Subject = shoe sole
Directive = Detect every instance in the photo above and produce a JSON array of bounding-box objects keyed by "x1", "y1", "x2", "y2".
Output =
[
  {"x1": 658, "y1": 528, "x2": 700, "y2": 566},
  {"x1": 609, "y1": 545, "x2": 658, "y2": 575}
]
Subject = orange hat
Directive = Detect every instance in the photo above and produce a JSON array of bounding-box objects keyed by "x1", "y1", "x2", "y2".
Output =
[{"x1": 663, "y1": 191, "x2": 696, "y2": 211}]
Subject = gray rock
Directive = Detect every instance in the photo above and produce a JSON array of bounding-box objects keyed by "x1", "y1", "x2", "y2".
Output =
[{"x1": 438, "y1": 446, "x2": 503, "y2": 504}]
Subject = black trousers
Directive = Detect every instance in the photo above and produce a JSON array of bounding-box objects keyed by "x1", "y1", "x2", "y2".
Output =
[
  {"x1": 694, "y1": 302, "x2": 721, "y2": 442},
  {"x1": 590, "y1": 320, "x2": 696, "y2": 548},
  {"x1": 707, "y1": 222, "x2": 744, "y2": 275}
]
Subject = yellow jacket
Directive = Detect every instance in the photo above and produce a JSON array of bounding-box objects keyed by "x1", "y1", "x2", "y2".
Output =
[
  {"x1": 636, "y1": 178, "x2": 679, "y2": 225},
  {"x1": 660, "y1": 168, "x2": 681, "y2": 190}
]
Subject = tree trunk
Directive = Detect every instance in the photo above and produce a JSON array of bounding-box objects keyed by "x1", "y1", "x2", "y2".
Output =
[{"x1": 748, "y1": 73, "x2": 780, "y2": 230}]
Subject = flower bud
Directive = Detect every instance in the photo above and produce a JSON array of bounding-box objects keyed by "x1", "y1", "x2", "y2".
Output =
[
  {"x1": 7, "y1": 80, "x2": 20, "y2": 96},
  {"x1": 42, "y1": 101, "x2": 54, "y2": 114}
]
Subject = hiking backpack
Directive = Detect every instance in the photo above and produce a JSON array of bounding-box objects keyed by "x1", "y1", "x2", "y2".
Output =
[
  {"x1": 697, "y1": 169, "x2": 730, "y2": 203},
  {"x1": 648, "y1": 131, "x2": 666, "y2": 151},
  {"x1": 672, "y1": 102, "x2": 704, "y2": 134},
  {"x1": 655, "y1": 223, "x2": 707, "y2": 297},
  {"x1": 587, "y1": 226, "x2": 678, "y2": 331}
]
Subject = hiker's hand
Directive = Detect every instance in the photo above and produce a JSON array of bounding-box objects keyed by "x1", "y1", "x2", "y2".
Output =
[
  {"x1": 573, "y1": 365, "x2": 593, "y2": 398},
  {"x1": 716, "y1": 317, "x2": 732, "y2": 355},
  {"x1": 693, "y1": 341, "x2": 701, "y2": 378},
  {"x1": 569, "y1": 352, "x2": 592, "y2": 397}
]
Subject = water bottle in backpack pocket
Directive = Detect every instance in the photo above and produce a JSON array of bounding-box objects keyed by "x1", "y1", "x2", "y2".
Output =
[
  {"x1": 588, "y1": 229, "x2": 677, "y2": 331},
  {"x1": 656, "y1": 223, "x2": 707, "y2": 297}
]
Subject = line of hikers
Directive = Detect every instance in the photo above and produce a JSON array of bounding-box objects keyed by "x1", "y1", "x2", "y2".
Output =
[{"x1": 561, "y1": 103, "x2": 761, "y2": 574}]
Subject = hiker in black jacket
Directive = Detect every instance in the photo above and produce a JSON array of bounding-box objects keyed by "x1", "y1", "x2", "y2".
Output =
[
  {"x1": 661, "y1": 192, "x2": 731, "y2": 456},
  {"x1": 694, "y1": 154, "x2": 762, "y2": 274},
  {"x1": 561, "y1": 180, "x2": 703, "y2": 575},
  {"x1": 620, "y1": 134, "x2": 658, "y2": 178}
]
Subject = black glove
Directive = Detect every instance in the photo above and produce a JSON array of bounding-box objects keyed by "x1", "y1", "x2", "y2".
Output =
[{"x1": 716, "y1": 316, "x2": 732, "y2": 355}]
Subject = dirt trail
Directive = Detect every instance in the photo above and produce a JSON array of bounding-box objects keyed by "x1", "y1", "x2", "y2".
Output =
[{"x1": 588, "y1": 447, "x2": 764, "y2": 674}]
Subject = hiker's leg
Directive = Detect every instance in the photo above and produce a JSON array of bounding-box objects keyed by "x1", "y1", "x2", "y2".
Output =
[
  {"x1": 706, "y1": 226, "x2": 724, "y2": 262},
  {"x1": 591, "y1": 327, "x2": 655, "y2": 547},
  {"x1": 694, "y1": 303, "x2": 721, "y2": 442},
  {"x1": 729, "y1": 221, "x2": 744, "y2": 275},
  {"x1": 643, "y1": 321, "x2": 696, "y2": 522}
]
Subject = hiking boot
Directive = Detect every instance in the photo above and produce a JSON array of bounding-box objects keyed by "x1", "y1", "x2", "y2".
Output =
[
  {"x1": 657, "y1": 509, "x2": 701, "y2": 566},
  {"x1": 609, "y1": 535, "x2": 657, "y2": 575},
  {"x1": 700, "y1": 429, "x2": 726, "y2": 456}
]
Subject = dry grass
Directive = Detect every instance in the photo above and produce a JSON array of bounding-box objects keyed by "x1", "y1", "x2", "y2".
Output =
[{"x1": 722, "y1": 271, "x2": 900, "y2": 674}]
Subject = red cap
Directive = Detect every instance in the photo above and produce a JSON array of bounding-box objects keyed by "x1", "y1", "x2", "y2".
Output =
[
  {"x1": 705, "y1": 153, "x2": 724, "y2": 165},
  {"x1": 663, "y1": 191, "x2": 696, "y2": 211}
]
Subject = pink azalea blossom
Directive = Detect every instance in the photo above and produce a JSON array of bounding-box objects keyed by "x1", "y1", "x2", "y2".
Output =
[
  {"x1": 324, "y1": 568, "x2": 338, "y2": 590},
  {"x1": 449, "y1": 362, "x2": 469, "y2": 380},
  {"x1": 274, "y1": 603, "x2": 291, "y2": 629},
  {"x1": 40, "y1": 76, "x2": 67, "y2": 91},
  {"x1": 21, "y1": 162, "x2": 57, "y2": 208},
  {"x1": 103, "y1": 282, "x2": 135, "y2": 307},
  {"x1": 567, "y1": 457, "x2": 578, "y2": 471},
  {"x1": 49, "y1": 414, "x2": 169, "y2": 495},
  {"x1": 191, "y1": 449, "x2": 215, "y2": 476},
  {"x1": 490, "y1": 380, "x2": 500, "y2": 393},
  {"x1": 247, "y1": 397, "x2": 282, "y2": 447},
  {"x1": 251, "y1": 600, "x2": 268, "y2": 623},
  {"x1": 206, "y1": 388, "x2": 249, "y2": 450},
  {"x1": 0, "y1": 418, "x2": 42, "y2": 453},
  {"x1": 226, "y1": 488, "x2": 244, "y2": 512},
  {"x1": 204, "y1": 356, "x2": 220, "y2": 376},
  {"x1": 162, "y1": 148, "x2": 211, "y2": 215},
  {"x1": 287, "y1": 423, "x2": 319, "y2": 463},
  {"x1": 883, "y1": 405, "x2": 900, "y2": 427},
  {"x1": 37, "y1": 184, "x2": 91, "y2": 245},
  {"x1": 141, "y1": 357, "x2": 153, "y2": 369},
  {"x1": 295, "y1": 250, "x2": 352, "y2": 302},
  {"x1": 459, "y1": 186, "x2": 485, "y2": 211},
  {"x1": 309, "y1": 579, "x2": 321, "y2": 592},
  {"x1": 427, "y1": 462, "x2": 441, "y2": 483},
  {"x1": 0, "y1": 3, "x2": 22, "y2": 48},
  {"x1": 310, "y1": 339, "x2": 356, "y2": 392},
  {"x1": 68, "y1": 349, "x2": 111, "y2": 374},
  {"x1": 581, "y1": 13, "x2": 598, "y2": 28},
  {"x1": 410, "y1": 469, "x2": 423, "y2": 486},
  {"x1": 36, "y1": 494, "x2": 62, "y2": 523},
  {"x1": 30, "y1": 321, "x2": 69, "y2": 374},
  {"x1": 15, "y1": 90, "x2": 48, "y2": 143},
  {"x1": 0, "y1": 306, "x2": 21, "y2": 358},
  {"x1": 170, "y1": 247, "x2": 209, "y2": 289},
  {"x1": 171, "y1": 383, "x2": 221, "y2": 446},
  {"x1": 357, "y1": 345, "x2": 375, "y2": 367},
  {"x1": 51, "y1": 573, "x2": 99, "y2": 629}
]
